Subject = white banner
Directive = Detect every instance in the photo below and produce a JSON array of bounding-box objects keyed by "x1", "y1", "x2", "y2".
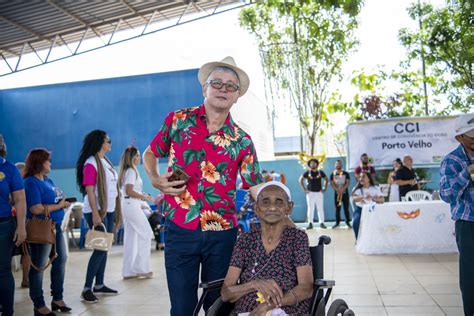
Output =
[{"x1": 347, "y1": 116, "x2": 458, "y2": 169}]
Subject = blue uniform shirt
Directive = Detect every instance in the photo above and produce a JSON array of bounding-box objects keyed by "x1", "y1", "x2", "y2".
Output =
[
  {"x1": 0, "y1": 157, "x2": 24, "y2": 218},
  {"x1": 24, "y1": 176, "x2": 65, "y2": 224}
]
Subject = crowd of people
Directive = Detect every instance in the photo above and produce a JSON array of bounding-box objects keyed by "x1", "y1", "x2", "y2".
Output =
[{"x1": 0, "y1": 55, "x2": 472, "y2": 316}]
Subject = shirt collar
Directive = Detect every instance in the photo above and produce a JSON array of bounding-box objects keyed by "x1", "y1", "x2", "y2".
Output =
[{"x1": 197, "y1": 104, "x2": 235, "y2": 132}]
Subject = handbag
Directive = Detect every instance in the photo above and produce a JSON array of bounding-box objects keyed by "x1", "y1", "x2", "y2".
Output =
[
  {"x1": 23, "y1": 204, "x2": 57, "y2": 271},
  {"x1": 85, "y1": 223, "x2": 114, "y2": 252},
  {"x1": 26, "y1": 204, "x2": 56, "y2": 244}
]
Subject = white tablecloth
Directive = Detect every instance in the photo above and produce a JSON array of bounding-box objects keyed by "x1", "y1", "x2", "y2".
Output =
[{"x1": 356, "y1": 201, "x2": 458, "y2": 254}]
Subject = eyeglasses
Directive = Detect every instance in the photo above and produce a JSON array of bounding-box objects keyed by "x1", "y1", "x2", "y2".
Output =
[
  {"x1": 206, "y1": 79, "x2": 240, "y2": 92},
  {"x1": 105, "y1": 139, "x2": 112, "y2": 144}
]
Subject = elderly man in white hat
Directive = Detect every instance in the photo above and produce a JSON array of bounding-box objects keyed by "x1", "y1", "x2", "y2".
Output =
[
  {"x1": 440, "y1": 112, "x2": 474, "y2": 316},
  {"x1": 143, "y1": 57, "x2": 264, "y2": 315}
]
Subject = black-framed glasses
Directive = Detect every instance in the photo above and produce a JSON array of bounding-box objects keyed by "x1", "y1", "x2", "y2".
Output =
[
  {"x1": 206, "y1": 79, "x2": 240, "y2": 92},
  {"x1": 105, "y1": 139, "x2": 112, "y2": 144}
]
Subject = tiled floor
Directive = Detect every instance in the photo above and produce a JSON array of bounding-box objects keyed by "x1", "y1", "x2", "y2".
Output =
[{"x1": 12, "y1": 226, "x2": 463, "y2": 316}]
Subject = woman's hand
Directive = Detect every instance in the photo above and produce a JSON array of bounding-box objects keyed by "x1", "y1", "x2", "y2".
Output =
[
  {"x1": 250, "y1": 302, "x2": 273, "y2": 316},
  {"x1": 143, "y1": 194, "x2": 153, "y2": 202},
  {"x1": 92, "y1": 211, "x2": 102, "y2": 227},
  {"x1": 252, "y1": 279, "x2": 283, "y2": 308},
  {"x1": 59, "y1": 198, "x2": 71, "y2": 209},
  {"x1": 13, "y1": 224, "x2": 27, "y2": 246}
]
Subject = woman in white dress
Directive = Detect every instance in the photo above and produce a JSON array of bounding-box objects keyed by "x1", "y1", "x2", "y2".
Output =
[
  {"x1": 387, "y1": 158, "x2": 402, "y2": 202},
  {"x1": 118, "y1": 147, "x2": 154, "y2": 279}
]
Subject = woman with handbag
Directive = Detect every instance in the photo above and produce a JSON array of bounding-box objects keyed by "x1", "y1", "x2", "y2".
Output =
[
  {"x1": 0, "y1": 135, "x2": 27, "y2": 316},
  {"x1": 76, "y1": 130, "x2": 119, "y2": 304},
  {"x1": 118, "y1": 146, "x2": 153, "y2": 279},
  {"x1": 23, "y1": 148, "x2": 71, "y2": 315}
]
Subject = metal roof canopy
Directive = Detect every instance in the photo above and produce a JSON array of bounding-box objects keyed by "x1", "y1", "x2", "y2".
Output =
[{"x1": 0, "y1": 0, "x2": 249, "y2": 76}]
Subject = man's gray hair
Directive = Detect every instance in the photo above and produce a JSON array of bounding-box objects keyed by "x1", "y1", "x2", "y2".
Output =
[{"x1": 206, "y1": 66, "x2": 240, "y2": 84}]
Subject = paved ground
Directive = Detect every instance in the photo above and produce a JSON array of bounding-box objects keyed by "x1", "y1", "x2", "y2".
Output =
[{"x1": 12, "y1": 225, "x2": 463, "y2": 315}]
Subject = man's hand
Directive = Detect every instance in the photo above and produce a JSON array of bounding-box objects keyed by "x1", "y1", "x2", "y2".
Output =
[
  {"x1": 468, "y1": 164, "x2": 474, "y2": 175},
  {"x1": 150, "y1": 172, "x2": 187, "y2": 196},
  {"x1": 13, "y1": 224, "x2": 26, "y2": 246},
  {"x1": 250, "y1": 302, "x2": 273, "y2": 316},
  {"x1": 251, "y1": 279, "x2": 283, "y2": 308}
]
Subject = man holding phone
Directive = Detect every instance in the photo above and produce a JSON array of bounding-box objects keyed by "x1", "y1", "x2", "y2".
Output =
[{"x1": 143, "y1": 56, "x2": 263, "y2": 316}]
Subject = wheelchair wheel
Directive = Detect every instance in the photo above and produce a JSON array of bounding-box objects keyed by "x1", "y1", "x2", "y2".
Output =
[{"x1": 327, "y1": 299, "x2": 350, "y2": 316}]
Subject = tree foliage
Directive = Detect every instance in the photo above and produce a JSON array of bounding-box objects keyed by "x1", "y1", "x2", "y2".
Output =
[
  {"x1": 239, "y1": 0, "x2": 362, "y2": 155},
  {"x1": 398, "y1": 0, "x2": 473, "y2": 112},
  {"x1": 346, "y1": 0, "x2": 472, "y2": 122}
]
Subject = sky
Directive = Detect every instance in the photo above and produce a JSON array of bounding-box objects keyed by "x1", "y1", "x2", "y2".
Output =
[{"x1": 0, "y1": 0, "x2": 445, "y2": 137}]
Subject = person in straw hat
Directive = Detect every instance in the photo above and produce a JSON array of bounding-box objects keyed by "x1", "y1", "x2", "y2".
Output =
[
  {"x1": 440, "y1": 112, "x2": 474, "y2": 316},
  {"x1": 143, "y1": 56, "x2": 264, "y2": 315}
]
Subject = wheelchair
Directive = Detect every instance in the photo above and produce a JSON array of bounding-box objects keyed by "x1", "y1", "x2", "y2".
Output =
[{"x1": 193, "y1": 235, "x2": 354, "y2": 316}]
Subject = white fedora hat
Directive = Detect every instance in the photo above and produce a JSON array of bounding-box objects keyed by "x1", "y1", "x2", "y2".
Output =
[{"x1": 198, "y1": 56, "x2": 250, "y2": 96}]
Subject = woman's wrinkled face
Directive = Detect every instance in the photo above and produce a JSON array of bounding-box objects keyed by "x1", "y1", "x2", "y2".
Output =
[{"x1": 255, "y1": 186, "x2": 293, "y2": 224}]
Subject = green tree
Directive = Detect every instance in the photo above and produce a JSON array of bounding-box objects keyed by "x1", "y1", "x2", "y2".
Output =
[
  {"x1": 398, "y1": 0, "x2": 473, "y2": 112},
  {"x1": 239, "y1": 0, "x2": 362, "y2": 155}
]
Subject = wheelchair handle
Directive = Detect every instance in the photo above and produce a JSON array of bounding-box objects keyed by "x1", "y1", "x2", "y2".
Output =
[{"x1": 318, "y1": 235, "x2": 331, "y2": 246}]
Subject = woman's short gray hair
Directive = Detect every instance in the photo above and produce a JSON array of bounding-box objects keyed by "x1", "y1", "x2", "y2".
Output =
[{"x1": 206, "y1": 66, "x2": 240, "y2": 84}]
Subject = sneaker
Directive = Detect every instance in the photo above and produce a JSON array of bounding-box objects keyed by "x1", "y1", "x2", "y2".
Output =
[
  {"x1": 320, "y1": 223, "x2": 327, "y2": 229},
  {"x1": 332, "y1": 223, "x2": 340, "y2": 229},
  {"x1": 81, "y1": 290, "x2": 98, "y2": 303},
  {"x1": 93, "y1": 285, "x2": 118, "y2": 295},
  {"x1": 346, "y1": 222, "x2": 352, "y2": 228},
  {"x1": 306, "y1": 223, "x2": 313, "y2": 229}
]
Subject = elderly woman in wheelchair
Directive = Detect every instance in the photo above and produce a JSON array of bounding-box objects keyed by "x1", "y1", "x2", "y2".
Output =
[{"x1": 221, "y1": 181, "x2": 313, "y2": 315}]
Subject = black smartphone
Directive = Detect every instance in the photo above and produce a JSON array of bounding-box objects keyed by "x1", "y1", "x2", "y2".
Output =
[
  {"x1": 65, "y1": 197, "x2": 77, "y2": 203},
  {"x1": 168, "y1": 168, "x2": 190, "y2": 188}
]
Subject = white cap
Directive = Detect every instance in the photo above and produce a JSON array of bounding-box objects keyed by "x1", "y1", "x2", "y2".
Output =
[
  {"x1": 454, "y1": 112, "x2": 474, "y2": 137},
  {"x1": 256, "y1": 181, "x2": 292, "y2": 201}
]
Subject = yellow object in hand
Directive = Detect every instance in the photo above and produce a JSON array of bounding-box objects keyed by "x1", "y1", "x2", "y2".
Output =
[{"x1": 256, "y1": 291, "x2": 266, "y2": 303}]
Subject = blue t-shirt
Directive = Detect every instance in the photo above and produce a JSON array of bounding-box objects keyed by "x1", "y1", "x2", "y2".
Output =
[
  {"x1": 24, "y1": 176, "x2": 65, "y2": 224},
  {"x1": 0, "y1": 157, "x2": 24, "y2": 218}
]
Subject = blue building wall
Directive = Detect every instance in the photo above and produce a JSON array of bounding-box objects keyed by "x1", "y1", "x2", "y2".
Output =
[{"x1": 0, "y1": 69, "x2": 202, "y2": 168}]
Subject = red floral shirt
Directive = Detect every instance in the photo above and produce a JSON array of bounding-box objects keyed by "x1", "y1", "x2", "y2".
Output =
[{"x1": 150, "y1": 105, "x2": 263, "y2": 231}]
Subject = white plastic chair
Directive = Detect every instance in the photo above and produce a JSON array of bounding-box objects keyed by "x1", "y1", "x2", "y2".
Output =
[{"x1": 406, "y1": 190, "x2": 432, "y2": 201}]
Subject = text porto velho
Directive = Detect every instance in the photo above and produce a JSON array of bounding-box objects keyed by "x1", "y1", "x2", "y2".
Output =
[{"x1": 382, "y1": 140, "x2": 432, "y2": 150}]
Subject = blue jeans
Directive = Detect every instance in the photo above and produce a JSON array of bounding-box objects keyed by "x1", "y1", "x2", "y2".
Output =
[
  {"x1": 352, "y1": 206, "x2": 362, "y2": 239},
  {"x1": 29, "y1": 223, "x2": 67, "y2": 309},
  {"x1": 164, "y1": 220, "x2": 238, "y2": 316},
  {"x1": 83, "y1": 212, "x2": 115, "y2": 289},
  {"x1": 0, "y1": 217, "x2": 15, "y2": 316},
  {"x1": 455, "y1": 220, "x2": 474, "y2": 316}
]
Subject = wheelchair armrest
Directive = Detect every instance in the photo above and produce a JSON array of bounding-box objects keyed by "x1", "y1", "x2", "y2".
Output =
[
  {"x1": 315, "y1": 279, "x2": 335, "y2": 288},
  {"x1": 199, "y1": 278, "x2": 225, "y2": 290}
]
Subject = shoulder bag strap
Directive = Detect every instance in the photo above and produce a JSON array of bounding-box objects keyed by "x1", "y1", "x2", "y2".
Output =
[{"x1": 22, "y1": 242, "x2": 57, "y2": 272}]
